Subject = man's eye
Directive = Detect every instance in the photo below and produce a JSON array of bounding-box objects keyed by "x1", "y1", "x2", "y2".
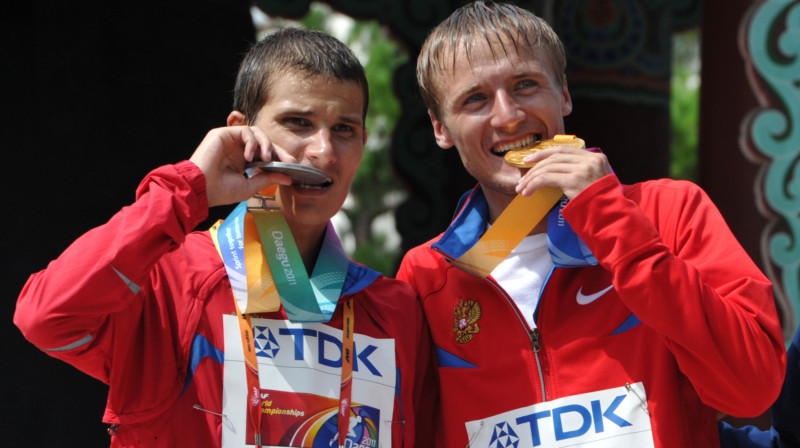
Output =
[
  {"x1": 334, "y1": 124, "x2": 353, "y2": 132},
  {"x1": 284, "y1": 117, "x2": 311, "y2": 127},
  {"x1": 516, "y1": 79, "x2": 536, "y2": 90},
  {"x1": 464, "y1": 93, "x2": 485, "y2": 104}
]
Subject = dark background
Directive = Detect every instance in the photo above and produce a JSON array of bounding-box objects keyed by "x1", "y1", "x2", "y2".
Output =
[{"x1": 2, "y1": 1, "x2": 255, "y2": 444}]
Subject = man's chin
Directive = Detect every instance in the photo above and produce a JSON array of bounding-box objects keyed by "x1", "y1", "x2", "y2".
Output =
[{"x1": 481, "y1": 177, "x2": 519, "y2": 198}]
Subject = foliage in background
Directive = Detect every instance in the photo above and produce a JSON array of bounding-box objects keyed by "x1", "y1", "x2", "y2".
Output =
[
  {"x1": 300, "y1": 3, "x2": 408, "y2": 275},
  {"x1": 670, "y1": 28, "x2": 700, "y2": 180}
]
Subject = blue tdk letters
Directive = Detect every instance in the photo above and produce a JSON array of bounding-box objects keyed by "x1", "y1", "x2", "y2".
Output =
[
  {"x1": 278, "y1": 328, "x2": 381, "y2": 376},
  {"x1": 515, "y1": 395, "x2": 632, "y2": 446}
]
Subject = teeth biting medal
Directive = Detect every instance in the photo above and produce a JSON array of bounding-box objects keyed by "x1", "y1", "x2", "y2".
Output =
[{"x1": 504, "y1": 134, "x2": 586, "y2": 167}]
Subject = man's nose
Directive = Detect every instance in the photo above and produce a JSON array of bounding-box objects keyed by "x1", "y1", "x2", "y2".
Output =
[
  {"x1": 304, "y1": 129, "x2": 337, "y2": 166},
  {"x1": 490, "y1": 90, "x2": 525, "y2": 131}
]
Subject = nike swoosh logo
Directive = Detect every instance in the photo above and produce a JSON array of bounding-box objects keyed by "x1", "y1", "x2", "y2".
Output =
[{"x1": 576, "y1": 285, "x2": 614, "y2": 305}]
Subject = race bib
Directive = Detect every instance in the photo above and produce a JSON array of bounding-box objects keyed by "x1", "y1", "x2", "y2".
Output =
[
  {"x1": 465, "y1": 383, "x2": 654, "y2": 448},
  {"x1": 221, "y1": 315, "x2": 396, "y2": 447}
]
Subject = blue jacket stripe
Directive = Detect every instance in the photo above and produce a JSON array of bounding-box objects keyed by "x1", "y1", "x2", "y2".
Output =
[
  {"x1": 436, "y1": 346, "x2": 478, "y2": 368},
  {"x1": 610, "y1": 313, "x2": 642, "y2": 335}
]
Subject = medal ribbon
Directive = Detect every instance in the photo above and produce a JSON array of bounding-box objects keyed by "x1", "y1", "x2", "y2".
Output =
[
  {"x1": 249, "y1": 207, "x2": 347, "y2": 323},
  {"x1": 210, "y1": 186, "x2": 353, "y2": 446},
  {"x1": 448, "y1": 144, "x2": 607, "y2": 277},
  {"x1": 213, "y1": 187, "x2": 348, "y2": 321},
  {"x1": 212, "y1": 201, "x2": 276, "y2": 314},
  {"x1": 210, "y1": 220, "x2": 265, "y2": 447},
  {"x1": 450, "y1": 187, "x2": 563, "y2": 278}
]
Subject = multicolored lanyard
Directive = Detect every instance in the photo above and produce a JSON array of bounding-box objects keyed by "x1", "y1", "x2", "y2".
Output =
[
  {"x1": 210, "y1": 187, "x2": 354, "y2": 447},
  {"x1": 338, "y1": 299, "x2": 355, "y2": 448}
]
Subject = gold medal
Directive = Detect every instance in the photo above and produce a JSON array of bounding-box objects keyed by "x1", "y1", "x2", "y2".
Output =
[{"x1": 504, "y1": 134, "x2": 586, "y2": 167}]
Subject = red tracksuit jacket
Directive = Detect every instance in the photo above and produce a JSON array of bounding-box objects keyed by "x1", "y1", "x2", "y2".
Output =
[
  {"x1": 15, "y1": 161, "x2": 437, "y2": 447},
  {"x1": 398, "y1": 174, "x2": 785, "y2": 447}
]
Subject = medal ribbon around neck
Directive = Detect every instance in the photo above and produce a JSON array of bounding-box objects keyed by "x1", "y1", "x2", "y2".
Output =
[
  {"x1": 210, "y1": 185, "x2": 349, "y2": 322},
  {"x1": 450, "y1": 187, "x2": 563, "y2": 278},
  {"x1": 450, "y1": 135, "x2": 589, "y2": 278}
]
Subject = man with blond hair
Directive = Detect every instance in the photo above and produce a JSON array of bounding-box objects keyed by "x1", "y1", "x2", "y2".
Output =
[{"x1": 398, "y1": 2, "x2": 785, "y2": 446}]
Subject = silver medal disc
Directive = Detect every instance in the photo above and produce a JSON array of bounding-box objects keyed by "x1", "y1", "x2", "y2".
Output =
[{"x1": 246, "y1": 161, "x2": 328, "y2": 185}]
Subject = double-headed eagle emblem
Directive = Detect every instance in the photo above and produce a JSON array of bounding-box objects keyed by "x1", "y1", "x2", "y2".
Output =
[{"x1": 453, "y1": 298, "x2": 482, "y2": 344}]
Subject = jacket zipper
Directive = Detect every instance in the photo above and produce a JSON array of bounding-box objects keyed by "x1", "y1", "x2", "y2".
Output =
[
  {"x1": 530, "y1": 328, "x2": 546, "y2": 400},
  {"x1": 485, "y1": 277, "x2": 547, "y2": 402}
]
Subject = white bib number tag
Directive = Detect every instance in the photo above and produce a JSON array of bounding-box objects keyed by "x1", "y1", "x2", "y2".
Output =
[
  {"x1": 465, "y1": 383, "x2": 654, "y2": 448},
  {"x1": 221, "y1": 315, "x2": 396, "y2": 447}
]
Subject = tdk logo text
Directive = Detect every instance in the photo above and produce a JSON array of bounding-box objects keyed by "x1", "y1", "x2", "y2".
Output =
[
  {"x1": 466, "y1": 383, "x2": 654, "y2": 448},
  {"x1": 254, "y1": 325, "x2": 382, "y2": 377},
  {"x1": 512, "y1": 395, "x2": 630, "y2": 446}
]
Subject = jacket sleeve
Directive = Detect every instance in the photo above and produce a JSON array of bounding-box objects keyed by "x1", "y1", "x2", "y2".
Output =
[
  {"x1": 717, "y1": 421, "x2": 779, "y2": 448},
  {"x1": 13, "y1": 161, "x2": 208, "y2": 386},
  {"x1": 409, "y1": 293, "x2": 439, "y2": 448},
  {"x1": 772, "y1": 326, "x2": 800, "y2": 446},
  {"x1": 563, "y1": 174, "x2": 786, "y2": 416},
  {"x1": 717, "y1": 326, "x2": 800, "y2": 448},
  {"x1": 395, "y1": 257, "x2": 416, "y2": 292}
]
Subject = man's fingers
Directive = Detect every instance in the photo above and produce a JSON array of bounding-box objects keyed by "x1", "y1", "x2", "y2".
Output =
[
  {"x1": 240, "y1": 126, "x2": 298, "y2": 164},
  {"x1": 515, "y1": 147, "x2": 611, "y2": 199},
  {"x1": 272, "y1": 146, "x2": 298, "y2": 164},
  {"x1": 246, "y1": 170, "x2": 292, "y2": 191},
  {"x1": 238, "y1": 126, "x2": 259, "y2": 163}
]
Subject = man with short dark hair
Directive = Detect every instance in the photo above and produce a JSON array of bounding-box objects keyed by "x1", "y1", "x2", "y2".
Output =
[{"x1": 15, "y1": 28, "x2": 435, "y2": 448}]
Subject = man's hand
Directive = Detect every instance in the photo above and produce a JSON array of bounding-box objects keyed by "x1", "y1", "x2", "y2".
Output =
[
  {"x1": 189, "y1": 126, "x2": 295, "y2": 208},
  {"x1": 515, "y1": 145, "x2": 612, "y2": 199}
]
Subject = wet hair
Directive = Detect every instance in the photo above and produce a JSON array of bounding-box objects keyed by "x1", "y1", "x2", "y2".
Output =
[
  {"x1": 417, "y1": 1, "x2": 566, "y2": 119},
  {"x1": 233, "y1": 27, "x2": 369, "y2": 124}
]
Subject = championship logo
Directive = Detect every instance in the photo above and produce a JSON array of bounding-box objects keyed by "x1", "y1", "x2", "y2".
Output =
[
  {"x1": 453, "y1": 299, "x2": 482, "y2": 344},
  {"x1": 274, "y1": 403, "x2": 380, "y2": 448}
]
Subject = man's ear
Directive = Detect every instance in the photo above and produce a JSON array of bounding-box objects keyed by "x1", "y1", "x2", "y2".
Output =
[
  {"x1": 362, "y1": 128, "x2": 368, "y2": 146},
  {"x1": 227, "y1": 110, "x2": 247, "y2": 126},
  {"x1": 560, "y1": 79, "x2": 573, "y2": 117},
  {"x1": 429, "y1": 109, "x2": 454, "y2": 149}
]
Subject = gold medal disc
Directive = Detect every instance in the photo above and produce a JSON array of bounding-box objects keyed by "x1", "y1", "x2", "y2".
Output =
[{"x1": 504, "y1": 134, "x2": 586, "y2": 168}]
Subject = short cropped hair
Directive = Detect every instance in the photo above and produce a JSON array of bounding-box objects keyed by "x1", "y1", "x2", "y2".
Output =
[
  {"x1": 233, "y1": 27, "x2": 369, "y2": 124},
  {"x1": 417, "y1": 1, "x2": 566, "y2": 119}
]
